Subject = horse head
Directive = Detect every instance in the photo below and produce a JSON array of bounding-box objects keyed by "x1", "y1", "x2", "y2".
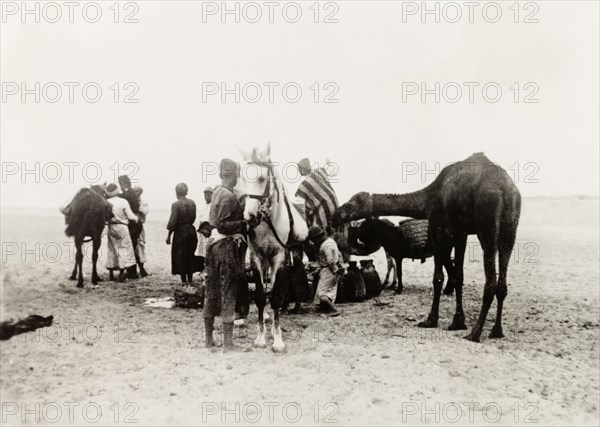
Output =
[{"x1": 238, "y1": 143, "x2": 277, "y2": 221}]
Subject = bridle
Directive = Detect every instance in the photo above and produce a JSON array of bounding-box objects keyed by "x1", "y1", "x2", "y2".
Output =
[
  {"x1": 245, "y1": 161, "x2": 280, "y2": 206},
  {"x1": 244, "y1": 161, "x2": 294, "y2": 249}
]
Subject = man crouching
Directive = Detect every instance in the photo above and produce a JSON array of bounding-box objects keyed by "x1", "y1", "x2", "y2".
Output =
[{"x1": 308, "y1": 226, "x2": 343, "y2": 317}]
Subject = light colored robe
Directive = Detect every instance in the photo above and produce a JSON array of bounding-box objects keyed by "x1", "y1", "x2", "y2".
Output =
[
  {"x1": 195, "y1": 202, "x2": 211, "y2": 257},
  {"x1": 314, "y1": 238, "x2": 343, "y2": 303},
  {"x1": 106, "y1": 197, "x2": 138, "y2": 269}
]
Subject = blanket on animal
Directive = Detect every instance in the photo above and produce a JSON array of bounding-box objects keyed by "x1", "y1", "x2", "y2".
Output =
[{"x1": 296, "y1": 168, "x2": 338, "y2": 230}]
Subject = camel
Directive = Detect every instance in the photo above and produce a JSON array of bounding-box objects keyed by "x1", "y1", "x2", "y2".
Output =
[
  {"x1": 348, "y1": 218, "x2": 436, "y2": 294},
  {"x1": 332, "y1": 153, "x2": 521, "y2": 342},
  {"x1": 64, "y1": 185, "x2": 113, "y2": 287}
]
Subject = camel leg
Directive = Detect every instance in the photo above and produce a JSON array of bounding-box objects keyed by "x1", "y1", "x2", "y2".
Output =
[
  {"x1": 443, "y1": 253, "x2": 455, "y2": 295},
  {"x1": 253, "y1": 262, "x2": 267, "y2": 348},
  {"x1": 489, "y1": 225, "x2": 517, "y2": 339},
  {"x1": 418, "y1": 253, "x2": 445, "y2": 328},
  {"x1": 394, "y1": 257, "x2": 403, "y2": 294},
  {"x1": 91, "y1": 237, "x2": 102, "y2": 284},
  {"x1": 382, "y1": 255, "x2": 391, "y2": 288},
  {"x1": 69, "y1": 261, "x2": 78, "y2": 281},
  {"x1": 383, "y1": 251, "x2": 397, "y2": 289},
  {"x1": 448, "y1": 236, "x2": 467, "y2": 330},
  {"x1": 465, "y1": 243, "x2": 498, "y2": 342},
  {"x1": 389, "y1": 255, "x2": 398, "y2": 289},
  {"x1": 75, "y1": 238, "x2": 84, "y2": 288}
]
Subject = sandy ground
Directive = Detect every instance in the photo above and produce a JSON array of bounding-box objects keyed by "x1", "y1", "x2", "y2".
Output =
[{"x1": 1, "y1": 197, "x2": 599, "y2": 426}]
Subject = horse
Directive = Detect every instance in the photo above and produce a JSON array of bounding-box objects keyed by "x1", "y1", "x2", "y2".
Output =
[
  {"x1": 64, "y1": 184, "x2": 113, "y2": 287},
  {"x1": 238, "y1": 144, "x2": 309, "y2": 352}
]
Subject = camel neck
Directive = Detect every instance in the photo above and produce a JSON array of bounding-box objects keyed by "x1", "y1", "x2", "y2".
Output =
[{"x1": 372, "y1": 190, "x2": 428, "y2": 219}]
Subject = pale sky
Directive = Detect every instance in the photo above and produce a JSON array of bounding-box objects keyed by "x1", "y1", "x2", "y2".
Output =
[{"x1": 1, "y1": 0, "x2": 598, "y2": 209}]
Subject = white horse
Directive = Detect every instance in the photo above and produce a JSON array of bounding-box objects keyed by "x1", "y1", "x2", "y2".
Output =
[{"x1": 237, "y1": 144, "x2": 308, "y2": 352}]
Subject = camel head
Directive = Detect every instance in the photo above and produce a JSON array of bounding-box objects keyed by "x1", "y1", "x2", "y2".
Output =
[
  {"x1": 347, "y1": 218, "x2": 383, "y2": 255},
  {"x1": 332, "y1": 192, "x2": 372, "y2": 225}
]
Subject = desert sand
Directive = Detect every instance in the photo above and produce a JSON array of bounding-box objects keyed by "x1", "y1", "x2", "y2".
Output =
[{"x1": 1, "y1": 197, "x2": 598, "y2": 426}]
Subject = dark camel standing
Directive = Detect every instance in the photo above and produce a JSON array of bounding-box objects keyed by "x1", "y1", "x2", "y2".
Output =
[
  {"x1": 347, "y1": 218, "x2": 435, "y2": 293},
  {"x1": 64, "y1": 185, "x2": 113, "y2": 287},
  {"x1": 333, "y1": 153, "x2": 521, "y2": 342}
]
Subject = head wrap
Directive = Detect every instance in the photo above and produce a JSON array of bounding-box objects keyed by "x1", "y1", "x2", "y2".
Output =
[
  {"x1": 297, "y1": 158, "x2": 311, "y2": 171},
  {"x1": 219, "y1": 158, "x2": 240, "y2": 178},
  {"x1": 106, "y1": 183, "x2": 120, "y2": 197}
]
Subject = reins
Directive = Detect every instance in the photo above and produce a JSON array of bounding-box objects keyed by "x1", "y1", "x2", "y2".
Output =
[{"x1": 245, "y1": 161, "x2": 295, "y2": 250}]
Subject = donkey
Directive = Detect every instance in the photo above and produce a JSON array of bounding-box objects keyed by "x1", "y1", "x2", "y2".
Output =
[
  {"x1": 238, "y1": 144, "x2": 309, "y2": 352},
  {"x1": 64, "y1": 184, "x2": 113, "y2": 287}
]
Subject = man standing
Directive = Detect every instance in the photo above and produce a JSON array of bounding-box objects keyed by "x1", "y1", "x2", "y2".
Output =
[
  {"x1": 118, "y1": 175, "x2": 147, "y2": 278},
  {"x1": 203, "y1": 159, "x2": 257, "y2": 351},
  {"x1": 295, "y1": 158, "x2": 339, "y2": 234}
]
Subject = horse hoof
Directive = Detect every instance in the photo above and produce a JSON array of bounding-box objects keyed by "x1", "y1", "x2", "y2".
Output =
[
  {"x1": 69, "y1": 275, "x2": 77, "y2": 281},
  {"x1": 76, "y1": 283, "x2": 84, "y2": 288},
  {"x1": 272, "y1": 343, "x2": 285, "y2": 353},
  {"x1": 92, "y1": 276, "x2": 102, "y2": 284},
  {"x1": 443, "y1": 288, "x2": 455, "y2": 295}
]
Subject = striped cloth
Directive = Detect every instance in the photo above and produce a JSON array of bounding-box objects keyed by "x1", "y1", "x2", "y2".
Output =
[{"x1": 295, "y1": 168, "x2": 338, "y2": 229}]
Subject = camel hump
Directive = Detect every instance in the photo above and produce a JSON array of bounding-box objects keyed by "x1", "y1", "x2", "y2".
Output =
[{"x1": 466, "y1": 152, "x2": 491, "y2": 163}]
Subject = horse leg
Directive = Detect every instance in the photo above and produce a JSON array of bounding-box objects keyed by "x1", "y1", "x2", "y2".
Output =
[
  {"x1": 253, "y1": 262, "x2": 267, "y2": 348},
  {"x1": 394, "y1": 257, "x2": 403, "y2": 294},
  {"x1": 91, "y1": 237, "x2": 102, "y2": 284},
  {"x1": 269, "y1": 253, "x2": 287, "y2": 352},
  {"x1": 75, "y1": 238, "x2": 84, "y2": 288},
  {"x1": 448, "y1": 236, "x2": 467, "y2": 330}
]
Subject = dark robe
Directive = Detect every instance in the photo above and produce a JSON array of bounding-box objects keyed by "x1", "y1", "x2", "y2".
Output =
[
  {"x1": 167, "y1": 198, "x2": 199, "y2": 275},
  {"x1": 120, "y1": 189, "x2": 143, "y2": 263}
]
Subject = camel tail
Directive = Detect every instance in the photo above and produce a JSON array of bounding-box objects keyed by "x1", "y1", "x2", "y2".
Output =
[{"x1": 498, "y1": 187, "x2": 522, "y2": 270}]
